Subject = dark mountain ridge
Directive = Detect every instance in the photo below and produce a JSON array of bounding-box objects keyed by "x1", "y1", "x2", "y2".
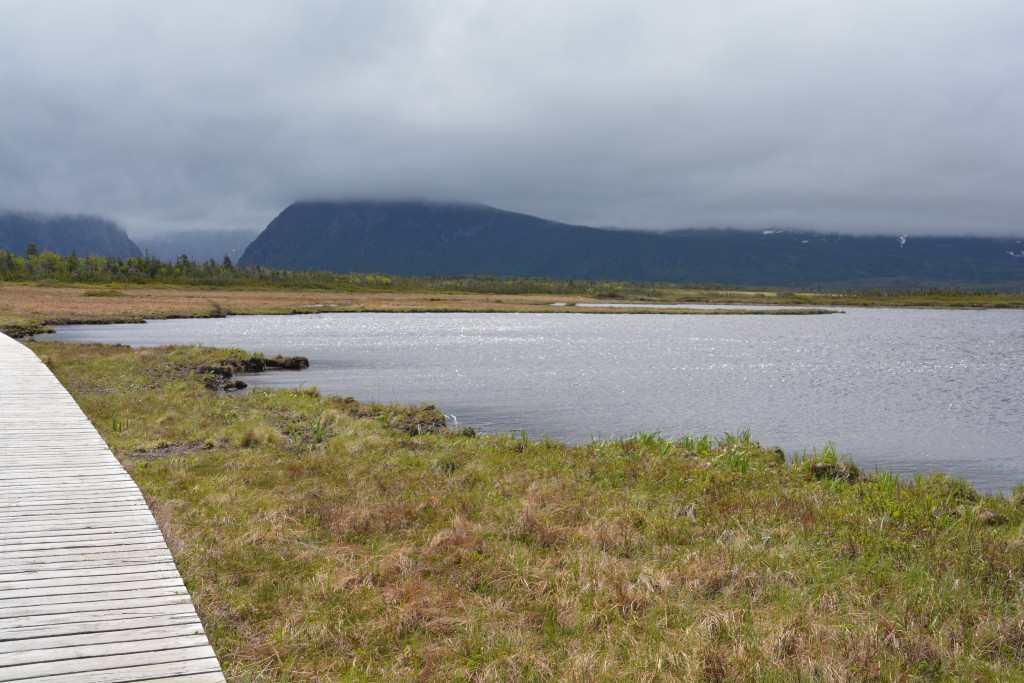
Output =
[
  {"x1": 239, "y1": 200, "x2": 1024, "y2": 289},
  {"x1": 0, "y1": 211, "x2": 141, "y2": 258}
]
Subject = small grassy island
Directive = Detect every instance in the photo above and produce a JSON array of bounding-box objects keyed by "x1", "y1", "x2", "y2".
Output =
[{"x1": 28, "y1": 340, "x2": 1024, "y2": 682}]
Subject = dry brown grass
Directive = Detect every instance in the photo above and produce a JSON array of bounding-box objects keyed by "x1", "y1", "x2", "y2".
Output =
[
  {"x1": 0, "y1": 283, "x2": 835, "y2": 336},
  {"x1": 0, "y1": 283, "x2": 592, "y2": 323}
]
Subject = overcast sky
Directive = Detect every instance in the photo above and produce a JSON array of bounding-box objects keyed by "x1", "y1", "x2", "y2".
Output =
[{"x1": 1, "y1": 1, "x2": 1022, "y2": 237}]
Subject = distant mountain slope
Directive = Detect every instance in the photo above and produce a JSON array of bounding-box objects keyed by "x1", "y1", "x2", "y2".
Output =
[
  {"x1": 137, "y1": 229, "x2": 258, "y2": 263},
  {"x1": 239, "y1": 201, "x2": 1024, "y2": 288},
  {"x1": 0, "y1": 212, "x2": 141, "y2": 258}
]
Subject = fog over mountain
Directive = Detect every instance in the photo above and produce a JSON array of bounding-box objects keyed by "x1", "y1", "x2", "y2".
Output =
[
  {"x1": 0, "y1": 212, "x2": 140, "y2": 258},
  {"x1": 137, "y1": 229, "x2": 259, "y2": 263},
  {"x1": 1, "y1": 1, "x2": 1022, "y2": 239}
]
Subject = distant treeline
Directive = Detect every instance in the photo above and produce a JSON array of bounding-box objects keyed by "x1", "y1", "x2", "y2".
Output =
[
  {"x1": 0, "y1": 249, "x2": 678, "y2": 298},
  {"x1": 3, "y1": 249, "x2": 1021, "y2": 308}
]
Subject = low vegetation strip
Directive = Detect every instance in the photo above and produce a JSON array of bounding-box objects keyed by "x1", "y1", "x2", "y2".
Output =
[
  {"x1": 31, "y1": 341, "x2": 1024, "y2": 682},
  {"x1": 0, "y1": 284, "x2": 838, "y2": 340}
]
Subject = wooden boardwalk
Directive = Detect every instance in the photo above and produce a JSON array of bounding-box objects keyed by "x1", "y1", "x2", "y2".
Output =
[{"x1": 0, "y1": 334, "x2": 225, "y2": 682}]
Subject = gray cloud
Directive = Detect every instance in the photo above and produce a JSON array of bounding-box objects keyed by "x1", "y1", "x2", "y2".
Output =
[{"x1": 1, "y1": 0, "x2": 1022, "y2": 236}]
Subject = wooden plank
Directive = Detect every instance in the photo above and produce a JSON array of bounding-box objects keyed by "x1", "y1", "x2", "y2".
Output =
[
  {"x1": 1, "y1": 551, "x2": 178, "y2": 571},
  {"x1": 1, "y1": 461, "x2": 129, "y2": 474},
  {"x1": 0, "y1": 576, "x2": 186, "y2": 600},
  {"x1": 0, "y1": 489, "x2": 147, "y2": 501},
  {"x1": 0, "y1": 644, "x2": 219, "y2": 681},
  {"x1": 0, "y1": 464, "x2": 123, "y2": 472},
  {"x1": 0, "y1": 601, "x2": 203, "y2": 630},
  {"x1": 0, "y1": 472, "x2": 134, "y2": 482},
  {"x1": 0, "y1": 524, "x2": 161, "y2": 541},
  {"x1": 0, "y1": 473, "x2": 133, "y2": 484},
  {"x1": 0, "y1": 501, "x2": 150, "y2": 516},
  {"x1": 0, "y1": 593, "x2": 195, "y2": 620},
  {"x1": 0, "y1": 479, "x2": 136, "y2": 489},
  {"x1": 0, "y1": 613, "x2": 202, "y2": 642},
  {"x1": 0, "y1": 501, "x2": 147, "y2": 513},
  {"x1": 0, "y1": 569, "x2": 184, "y2": 592},
  {"x1": 0, "y1": 474, "x2": 138, "y2": 484},
  {"x1": 0, "y1": 575, "x2": 186, "y2": 600},
  {"x1": 0, "y1": 529, "x2": 164, "y2": 547},
  {"x1": 0, "y1": 633, "x2": 212, "y2": 667},
  {"x1": 0, "y1": 484, "x2": 143, "y2": 499},
  {"x1": 0, "y1": 561, "x2": 179, "y2": 583},
  {"x1": 0, "y1": 487, "x2": 140, "y2": 497},
  {"x1": 0, "y1": 543, "x2": 171, "y2": 560},
  {"x1": 0, "y1": 489, "x2": 142, "y2": 498},
  {"x1": 0, "y1": 517, "x2": 161, "y2": 537},
  {"x1": 0, "y1": 333, "x2": 225, "y2": 681},
  {"x1": 0, "y1": 622, "x2": 208, "y2": 655},
  {"x1": 123, "y1": 672, "x2": 227, "y2": 683},
  {"x1": 0, "y1": 527, "x2": 159, "y2": 543},
  {"x1": 0, "y1": 490, "x2": 146, "y2": 502},
  {"x1": 1, "y1": 585, "x2": 191, "y2": 611},
  {"x1": 0, "y1": 522, "x2": 159, "y2": 539},
  {"x1": 0, "y1": 504, "x2": 152, "y2": 518},
  {"x1": 0, "y1": 505, "x2": 152, "y2": 519},
  {"x1": 0, "y1": 475, "x2": 136, "y2": 487},
  {"x1": 1, "y1": 543, "x2": 176, "y2": 561},
  {"x1": 4, "y1": 658, "x2": 225, "y2": 683},
  {"x1": 0, "y1": 499, "x2": 147, "y2": 510},
  {"x1": 0, "y1": 498, "x2": 146, "y2": 510}
]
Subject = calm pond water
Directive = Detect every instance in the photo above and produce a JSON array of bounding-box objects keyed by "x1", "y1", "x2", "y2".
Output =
[{"x1": 49, "y1": 309, "x2": 1024, "y2": 493}]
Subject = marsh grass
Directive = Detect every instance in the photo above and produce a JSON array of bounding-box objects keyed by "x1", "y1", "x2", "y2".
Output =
[
  {"x1": 0, "y1": 283, "x2": 838, "y2": 340},
  {"x1": 30, "y1": 341, "x2": 1024, "y2": 682}
]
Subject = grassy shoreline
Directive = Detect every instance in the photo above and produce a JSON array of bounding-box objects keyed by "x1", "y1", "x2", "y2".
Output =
[{"x1": 26, "y1": 340, "x2": 1024, "y2": 681}]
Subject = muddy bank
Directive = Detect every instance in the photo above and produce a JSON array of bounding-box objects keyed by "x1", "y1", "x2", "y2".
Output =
[{"x1": 200, "y1": 353, "x2": 309, "y2": 391}]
